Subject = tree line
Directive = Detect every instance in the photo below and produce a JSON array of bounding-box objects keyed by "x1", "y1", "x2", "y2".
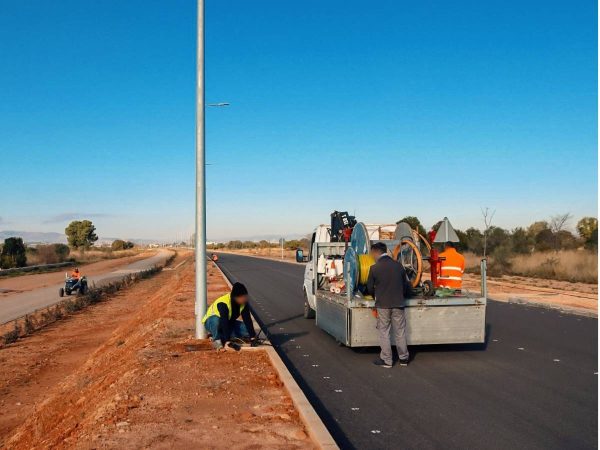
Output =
[
  {"x1": 208, "y1": 214, "x2": 597, "y2": 257},
  {"x1": 0, "y1": 220, "x2": 135, "y2": 269}
]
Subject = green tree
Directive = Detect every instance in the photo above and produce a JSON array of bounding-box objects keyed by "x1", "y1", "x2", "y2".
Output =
[
  {"x1": 1, "y1": 237, "x2": 27, "y2": 269},
  {"x1": 53, "y1": 243, "x2": 70, "y2": 261},
  {"x1": 527, "y1": 221, "x2": 549, "y2": 239},
  {"x1": 555, "y1": 230, "x2": 578, "y2": 250},
  {"x1": 227, "y1": 240, "x2": 243, "y2": 249},
  {"x1": 576, "y1": 217, "x2": 598, "y2": 249},
  {"x1": 586, "y1": 227, "x2": 598, "y2": 250},
  {"x1": 111, "y1": 239, "x2": 126, "y2": 251},
  {"x1": 511, "y1": 227, "x2": 532, "y2": 254},
  {"x1": 486, "y1": 227, "x2": 510, "y2": 254},
  {"x1": 65, "y1": 220, "x2": 98, "y2": 250},
  {"x1": 125, "y1": 241, "x2": 135, "y2": 249},
  {"x1": 464, "y1": 228, "x2": 484, "y2": 255},
  {"x1": 454, "y1": 229, "x2": 469, "y2": 253},
  {"x1": 534, "y1": 228, "x2": 555, "y2": 251},
  {"x1": 397, "y1": 216, "x2": 427, "y2": 236}
]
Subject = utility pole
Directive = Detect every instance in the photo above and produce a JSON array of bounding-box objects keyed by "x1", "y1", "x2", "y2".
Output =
[
  {"x1": 195, "y1": 0, "x2": 207, "y2": 339},
  {"x1": 281, "y1": 238, "x2": 284, "y2": 259}
]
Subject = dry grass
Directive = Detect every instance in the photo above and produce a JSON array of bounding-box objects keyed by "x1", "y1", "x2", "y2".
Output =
[
  {"x1": 510, "y1": 250, "x2": 597, "y2": 284},
  {"x1": 75, "y1": 249, "x2": 139, "y2": 263},
  {"x1": 465, "y1": 250, "x2": 597, "y2": 284}
]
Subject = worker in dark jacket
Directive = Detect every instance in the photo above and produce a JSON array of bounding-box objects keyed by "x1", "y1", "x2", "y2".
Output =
[
  {"x1": 202, "y1": 282, "x2": 256, "y2": 351},
  {"x1": 366, "y1": 242, "x2": 410, "y2": 368}
]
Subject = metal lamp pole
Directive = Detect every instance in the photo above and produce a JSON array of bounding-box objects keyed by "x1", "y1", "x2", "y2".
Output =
[{"x1": 195, "y1": 0, "x2": 207, "y2": 339}]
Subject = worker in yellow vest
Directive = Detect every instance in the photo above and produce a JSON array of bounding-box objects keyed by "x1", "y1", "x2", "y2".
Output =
[
  {"x1": 438, "y1": 242, "x2": 465, "y2": 290},
  {"x1": 202, "y1": 282, "x2": 256, "y2": 351}
]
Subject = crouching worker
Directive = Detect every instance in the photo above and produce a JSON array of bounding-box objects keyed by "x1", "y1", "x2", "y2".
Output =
[{"x1": 202, "y1": 282, "x2": 256, "y2": 351}]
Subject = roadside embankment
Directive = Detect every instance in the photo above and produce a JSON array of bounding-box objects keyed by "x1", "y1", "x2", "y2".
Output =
[{"x1": 0, "y1": 251, "x2": 315, "y2": 449}]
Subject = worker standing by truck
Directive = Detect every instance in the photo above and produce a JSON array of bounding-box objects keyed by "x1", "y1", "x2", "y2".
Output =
[
  {"x1": 202, "y1": 282, "x2": 256, "y2": 351},
  {"x1": 438, "y1": 242, "x2": 465, "y2": 290},
  {"x1": 366, "y1": 242, "x2": 410, "y2": 368}
]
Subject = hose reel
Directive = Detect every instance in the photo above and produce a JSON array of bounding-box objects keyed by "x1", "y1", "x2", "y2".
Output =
[
  {"x1": 344, "y1": 221, "x2": 426, "y2": 294},
  {"x1": 344, "y1": 223, "x2": 376, "y2": 294}
]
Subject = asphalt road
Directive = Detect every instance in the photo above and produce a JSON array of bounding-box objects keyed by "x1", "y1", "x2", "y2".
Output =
[
  {"x1": 216, "y1": 253, "x2": 598, "y2": 450},
  {"x1": 0, "y1": 250, "x2": 172, "y2": 324}
]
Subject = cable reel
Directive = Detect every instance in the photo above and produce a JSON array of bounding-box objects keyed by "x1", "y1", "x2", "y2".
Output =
[
  {"x1": 344, "y1": 222, "x2": 376, "y2": 294},
  {"x1": 392, "y1": 222, "x2": 425, "y2": 288}
]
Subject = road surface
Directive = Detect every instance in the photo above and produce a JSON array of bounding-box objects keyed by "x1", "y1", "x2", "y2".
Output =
[
  {"x1": 0, "y1": 250, "x2": 173, "y2": 324},
  {"x1": 216, "y1": 253, "x2": 597, "y2": 450}
]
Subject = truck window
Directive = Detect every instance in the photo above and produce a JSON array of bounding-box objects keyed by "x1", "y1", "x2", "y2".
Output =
[{"x1": 308, "y1": 232, "x2": 316, "y2": 261}]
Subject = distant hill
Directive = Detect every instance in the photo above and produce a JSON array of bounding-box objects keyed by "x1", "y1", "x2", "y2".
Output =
[{"x1": 0, "y1": 230, "x2": 66, "y2": 244}]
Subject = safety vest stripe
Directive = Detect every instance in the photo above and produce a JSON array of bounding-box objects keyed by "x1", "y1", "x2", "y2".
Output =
[
  {"x1": 441, "y1": 266, "x2": 464, "y2": 272},
  {"x1": 438, "y1": 275, "x2": 462, "y2": 281}
]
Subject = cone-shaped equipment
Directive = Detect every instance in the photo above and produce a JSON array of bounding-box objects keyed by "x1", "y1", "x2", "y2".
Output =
[{"x1": 433, "y1": 217, "x2": 460, "y2": 243}]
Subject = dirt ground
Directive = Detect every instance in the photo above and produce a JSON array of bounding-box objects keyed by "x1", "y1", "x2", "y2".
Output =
[
  {"x1": 0, "y1": 251, "x2": 157, "y2": 296},
  {"x1": 0, "y1": 251, "x2": 313, "y2": 449}
]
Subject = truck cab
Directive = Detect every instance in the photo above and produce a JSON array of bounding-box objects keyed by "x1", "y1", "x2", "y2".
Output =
[{"x1": 303, "y1": 225, "x2": 330, "y2": 318}]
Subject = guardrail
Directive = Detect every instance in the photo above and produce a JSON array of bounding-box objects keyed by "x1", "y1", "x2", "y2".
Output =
[{"x1": 0, "y1": 261, "x2": 74, "y2": 275}]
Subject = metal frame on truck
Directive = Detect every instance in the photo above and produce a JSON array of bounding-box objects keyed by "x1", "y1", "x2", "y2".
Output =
[{"x1": 311, "y1": 241, "x2": 487, "y2": 347}]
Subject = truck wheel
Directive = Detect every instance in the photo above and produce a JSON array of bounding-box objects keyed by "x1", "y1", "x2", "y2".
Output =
[
  {"x1": 66, "y1": 289, "x2": 71, "y2": 296},
  {"x1": 59, "y1": 288, "x2": 64, "y2": 297},
  {"x1": 303, "y1": 291, "x2": 315, "y2": 319}
]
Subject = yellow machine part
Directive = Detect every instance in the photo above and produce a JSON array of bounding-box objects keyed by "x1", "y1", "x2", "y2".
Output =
[{"x1": 357, "y1": 254, "x2": 375, "y2": 285}]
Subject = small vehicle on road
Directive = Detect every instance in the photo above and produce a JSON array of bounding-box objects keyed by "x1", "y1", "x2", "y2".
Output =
[{"x1": 59, "y1": 274, "x2": 88, "y2": 297}]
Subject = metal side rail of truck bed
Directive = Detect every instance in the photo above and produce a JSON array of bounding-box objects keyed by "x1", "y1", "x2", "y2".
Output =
[{"x1": 315, "y1": 290, "x2": 487, "y2": 347}]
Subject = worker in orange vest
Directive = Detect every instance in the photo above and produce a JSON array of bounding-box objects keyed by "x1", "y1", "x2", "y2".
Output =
[
  {"x1": 70, "y1": 268, "x2": 81, "y2": 280},
  {"x1": 438, "y1": 242, "x2": 465, "y2": 290}
]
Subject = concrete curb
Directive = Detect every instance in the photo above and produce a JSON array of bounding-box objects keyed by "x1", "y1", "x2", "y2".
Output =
[{"x1": 210, "y1": 261, "x2": 338, "y2": 450}]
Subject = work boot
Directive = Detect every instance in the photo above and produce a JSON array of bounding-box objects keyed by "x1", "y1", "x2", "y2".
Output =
[
  {"x1": 373, "y1": 358, "x2": 392, "y2": 369},
  {"x1": 212, "y1": 339, "x2": 223, "y2": 350}
]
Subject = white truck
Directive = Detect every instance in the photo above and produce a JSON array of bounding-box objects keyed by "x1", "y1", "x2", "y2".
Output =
[{"x1": 302, "y1": 221, "x2": 488, "y2": 347}]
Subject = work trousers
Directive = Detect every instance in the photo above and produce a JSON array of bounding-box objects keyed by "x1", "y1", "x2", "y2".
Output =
[{"x1": 376, "y1": 307, "x2": 409, "y2": 365}]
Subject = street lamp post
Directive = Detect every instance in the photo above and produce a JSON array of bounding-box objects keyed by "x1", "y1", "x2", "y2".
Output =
[{"x1": 195, "y1": 0, "x2": 207, "y2": 339}]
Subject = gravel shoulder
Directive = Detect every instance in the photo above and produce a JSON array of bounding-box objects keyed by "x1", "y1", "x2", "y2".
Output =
[{"x1": 0, "y1": 251, "x2": 314, "y2": 449}]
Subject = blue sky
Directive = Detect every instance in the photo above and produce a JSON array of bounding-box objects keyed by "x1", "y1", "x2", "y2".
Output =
[{"x1": 0, "y1": 0, "x2": 597, "y2": 241}]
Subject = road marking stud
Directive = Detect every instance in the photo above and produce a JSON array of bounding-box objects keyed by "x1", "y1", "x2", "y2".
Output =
[
  {"x1": 351, "y1": 407, "x2": 360, "y2": 411},
  {"x1": 334, "y1": 389, "x2": 342, "y2": 393},
  {"x1": 492, "y1": 339, "x2": 499, "y2": 342},
  {"x1": 518, "y1": 347, "x2": 525, "y2": 351},
  {"x1": 323, "y1": 376, "x2": 330, "y2": 379},
  {"x1": 371, "y1": 430, "x2": 381, "y2": 434},
  {"x1": 312, "y1": 364, "x2": 319, "y2": 367},
  {"x1": 303, "y1": 354, "x2": 309, "y2": 357},
  {"x1": 553, "y1": 359, "x2": 560, "y2": 362}
]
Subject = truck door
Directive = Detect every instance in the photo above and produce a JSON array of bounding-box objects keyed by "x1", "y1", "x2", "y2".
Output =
[{"x1": 303, "y1": 232, "x2": 317, "y2": 310}]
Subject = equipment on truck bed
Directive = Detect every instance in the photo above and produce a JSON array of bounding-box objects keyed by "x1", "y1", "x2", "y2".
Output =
[
  {"x1": 330, "y1": 211, "x2": 357, "y2": 243},
  {"x1": 302, "y1": 215, "x2": 487, "y2": 347}
]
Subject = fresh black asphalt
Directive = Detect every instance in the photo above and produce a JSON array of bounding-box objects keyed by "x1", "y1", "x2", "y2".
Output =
[{"x1": 216, "y1": 253, "x2": 597, "y2": 450}]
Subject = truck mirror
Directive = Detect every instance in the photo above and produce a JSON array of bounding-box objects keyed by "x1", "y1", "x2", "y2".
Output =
[{"x1": 295, "y1": 249, "x2": 303, "y2": 263}]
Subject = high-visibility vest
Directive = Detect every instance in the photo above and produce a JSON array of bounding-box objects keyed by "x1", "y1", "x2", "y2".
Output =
[
  {"x1": 438, "y1": 248, "x2": 465, "y2": 289},
  {"x1": 202, "y1": 293, "x2": 245, "y2": 323}
]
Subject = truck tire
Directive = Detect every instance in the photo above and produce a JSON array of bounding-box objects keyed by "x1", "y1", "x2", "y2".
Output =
[
  {"x1": 303, "y1": 291, "x2": 315, "y2": 319},
  {"x1": 422, "y1": 280, "x2": 435, "y2": 297}
]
